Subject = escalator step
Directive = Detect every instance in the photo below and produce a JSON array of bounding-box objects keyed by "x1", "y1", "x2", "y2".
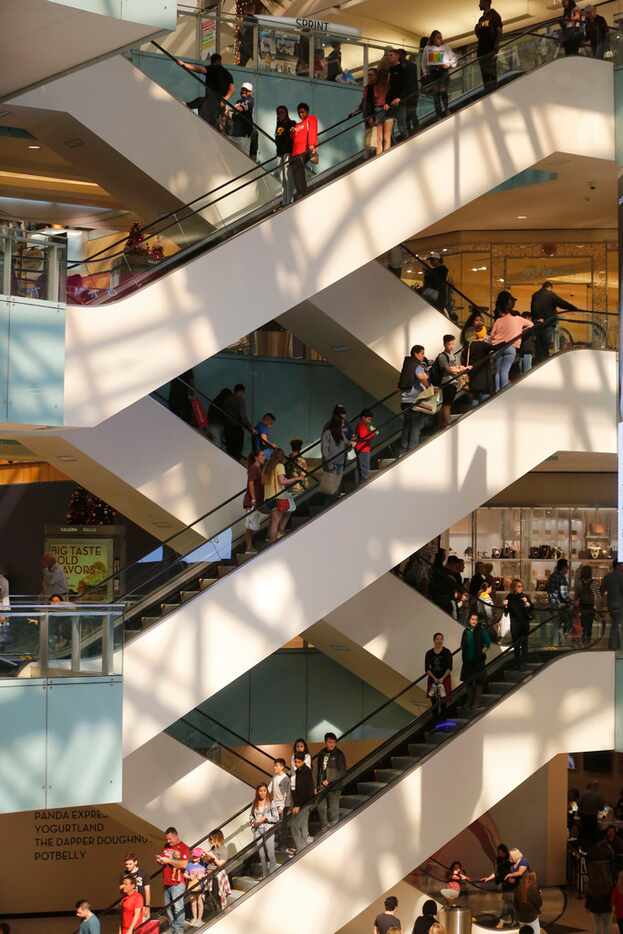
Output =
[
  {"x1": 217, "y1": 565, "x2": 235, "y2": 578},
  {"x1": 407, "y1": 743, "x2": 437, "y2": 757},
  {"x1": 161, "y1": 602, "x2": 180, "y2": 613},
  {"x1": 357, "y1": 781, "x2": 387, "y2": 795},
  {"x1": 199, "y1": 578, "x2": 218, "y2": 590},
  {"x1": 391, "y1": 755, "x2": 419, "y2": 770},
  {"x1": 180, "y1": 590, "x2": 199, "y2": 602},
  {"x1": 230, "y1": 877, "x2": 257, "y2": 893},
  {"x1": 479, "y1": 694, "x2": 500, "y2": 705},
  {"x1": 423, "y1": 732, "x2": 448, "y2": 745},
  {"x1": 340, "y1": 794, "x2": 370, "y2": 809},
  {"x1": 504, "y1": 669, "x2": 525, "y2": 682},
  {"x1": 486, "y1": 681, "x2": 513, "y2": 694},
  {"x1": 374, "y1": 768, "x2": 403, "y2": 783},
  {"x1": 141, "y1": 616, "x2": 160, "y2": 627},
  {"x1": 235, "y1": 552, "x2": 254, "y2": 566}
]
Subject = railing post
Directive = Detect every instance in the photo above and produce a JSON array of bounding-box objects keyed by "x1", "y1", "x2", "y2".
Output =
[
  {"x1": 39, "y1": 612, "x2": 49, "y2": 677},
  {"x1": 71, "y1": 615, "x2": 81, "y2": 673},
  {"x1": 102, "y1": 613, "x2": 114, "y2": 676}
]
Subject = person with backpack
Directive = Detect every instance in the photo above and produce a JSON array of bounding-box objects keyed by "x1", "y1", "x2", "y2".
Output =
[
  {"x1": 576, "y1": 565, "x2": 596, "y2": 644},
  {"x1": 398, "y1": 345, "x2": 432, "y2": 452},
  {"x1": 547, "y1": 558, "x2": 571, "y2": 645},
  {"x1": 431, "y1": 335, "x2": 472, "y2": 428}
]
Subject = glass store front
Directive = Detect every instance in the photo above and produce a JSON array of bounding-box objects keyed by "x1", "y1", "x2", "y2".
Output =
[{"x1": 447, "y1": 507, "x2": 617, "y2": 605}]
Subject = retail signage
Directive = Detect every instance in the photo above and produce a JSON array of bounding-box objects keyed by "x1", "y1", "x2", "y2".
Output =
[
  {"x1": 249, "y1": 14, "x2": 361, "y2": 38},
  {"x1": 44, "y1": 524, "x2": 126, "y2": 601},
  {"x1": 200, "y1": 16, "x2": 217, "y2": 60}
]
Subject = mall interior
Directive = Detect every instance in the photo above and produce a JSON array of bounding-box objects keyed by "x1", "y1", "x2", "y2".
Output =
[{"x1": 2, "y1": 0, "x2": 623, "y2": 932}]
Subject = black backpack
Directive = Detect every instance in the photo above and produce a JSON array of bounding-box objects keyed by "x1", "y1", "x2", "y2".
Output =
[{"x1": 429, "y1": 352, "x2": 448, "y2": 387}]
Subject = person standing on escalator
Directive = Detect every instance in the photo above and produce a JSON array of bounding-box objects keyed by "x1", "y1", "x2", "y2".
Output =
[
  {"x1": 229, "y1": 82, "x2": 255, "y2": 156},
  {"x1": 397, "y1": 49, "x2": 420, "y2": 139},
  {"x1": 181, "y1": 52, "x2": 235, "y2": 130},
  {"x1": 222, "y1": 383, "x2": 254, "y2": 462},
  {"x1": 460, "y1": 610, "x2": 491, "y2": 710},
  {"x1": 530, "y1": 281, "x2": 577, "y2": 363},
  {"x1": 290, "y1": 103, "x2": 318, "y2": 200},
  {"x1": 422, "y1": 253, "x2": 449, "y2": 312},
  {"x1": 475, "y1": 0, "x2": 503, "y2": 92}
]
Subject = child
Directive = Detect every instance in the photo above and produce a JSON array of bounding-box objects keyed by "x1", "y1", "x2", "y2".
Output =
[
  {"x1": 354, "y1": 408, "x2": 378, "y2": 485},
  {"x1": 184, "y1": 847, "x2": 207, "y2": 927}
]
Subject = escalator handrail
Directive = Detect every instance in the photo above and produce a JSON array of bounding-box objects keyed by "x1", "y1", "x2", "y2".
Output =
[
  {"x1": 189, "y1": 707, "x2": 277, "y2": 768},
  {"x1": 67, "y1": 19, "x2": 593, "y2": 283},
  {"x1": 77, "y1": 317, "x2": 607, "y2": 605},
  {"x1": 145, "y1": 609, "x2": 561, "y2": 924},
  {"x1": 400, "y1": 244, "x2": 492, "y2": 321},
  {"x1": 177, "y1": 713, "x2": 273, "y2": 779}
]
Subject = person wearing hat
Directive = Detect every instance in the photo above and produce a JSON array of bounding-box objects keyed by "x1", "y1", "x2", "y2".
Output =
[
  {"x1": 184, "y1": 847, "x2": 208, "y2": 927},
  {"x1": 421, "y1": 253, "x2": 449, "y2": 313},
  {"x1": 230, "y1": 82, "x2": 255, "y2": 156}
]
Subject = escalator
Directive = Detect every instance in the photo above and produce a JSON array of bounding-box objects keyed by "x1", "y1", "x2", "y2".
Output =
[
  {"x1": 85, "y1": 333, "x2": 615, "y2": 758},
  {"x1": 129, "y1": 615, "x2": 614, "y2": 932},
  {"x1": 56, "y1": 47, "x2": 612, "y2": 425}
]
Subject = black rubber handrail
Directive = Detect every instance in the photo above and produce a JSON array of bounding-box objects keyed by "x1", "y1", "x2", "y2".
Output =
[
  {"x1": 176, "y1": 714, "x2": 273, "y2": 779},
  {"x1": 78, "y1": 317, "x2": 607, "y2": 606},
  {"x1": 141, "y1": 609, "x2": 563, "y2": 926},
  {"x1": 189, "y1": 707, "x2": 276, "y2": 767},
  {"x1": 66, "y1": 18, "x2": 597, "y2": 284}
]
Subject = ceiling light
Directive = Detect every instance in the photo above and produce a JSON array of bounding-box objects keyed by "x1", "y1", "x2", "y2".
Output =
[
  {"x1": 517, "y1": 214, "x2": 527, "y2": 219},
  {"x1": 498, "y1": 278, "x2": 505, "y2": 283},
  {"x1": 28, "y1": 144, "x2": 40, "y2": 150}
]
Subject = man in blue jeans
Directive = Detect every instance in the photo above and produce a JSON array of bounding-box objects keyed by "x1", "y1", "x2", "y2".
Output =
[{"x1": 156, "y1": 826, "x2": 190, "y2": 933}]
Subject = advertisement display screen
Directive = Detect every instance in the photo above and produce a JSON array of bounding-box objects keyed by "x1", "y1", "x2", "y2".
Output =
[{"x1": 44, "y1": 537, "x2": 114, "y2": 601}]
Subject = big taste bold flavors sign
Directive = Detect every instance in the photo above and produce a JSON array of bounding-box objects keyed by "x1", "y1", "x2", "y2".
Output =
[
  {"x1": 44, "y1": 525, "x2": 126, "y2": 601},
  {"x1": 0, "y1": 804, "x2": 163, "y2": 914}
]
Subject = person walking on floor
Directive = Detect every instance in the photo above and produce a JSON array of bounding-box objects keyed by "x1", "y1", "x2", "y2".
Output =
[
  {"x1": 460, "y1": 610, "x2": 491, "y2": 710},
  {"x1": 504, "y1": 579, "x2": 533, "y2": 668},
  {"x1": 375, "y1": 895, "x2": 401, "y2": 933},
  {"x1": 411, "y1": 899, "x2": 437, "y2": 934},
  {"x1": 475, "y1": 0, "x2": 503, "y2": 92},
  {"x1": 316, "y1": 731, "x2": 347, "y2": 831},
  {"x1": 530, "y1": 281, "x2": 577, "y2": 363},
  {"x1": 587, "y1": 834, "x2": 615, "y2": 934},
  {"x1": 75, "y1": 900, "x2": 100, "y2": 934},
  {"x1": 514, "y1": 871, "x2": 542, "y2": 934},
  {"x1": 289, "y1": 752, "x2": 315, "y2": 853},
  {"x1": 250, "y1": 782, "x2": 280, "y2": 877}
]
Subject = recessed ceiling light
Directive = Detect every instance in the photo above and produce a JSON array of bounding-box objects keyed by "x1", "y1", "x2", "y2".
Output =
[
  {"x1": 28, "y1": 144, "x2": 40, "y2": 150},
  {"x1": 517, "y1": 214, "x2": 527, "y2": 219}
]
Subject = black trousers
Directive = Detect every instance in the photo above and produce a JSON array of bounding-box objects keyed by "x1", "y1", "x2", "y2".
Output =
[
  {"x1": 510, "y1": 617, "x2": 529, "y2": 665},
  {"x1": 290, "y1": 155, "x2": 308, "y2": 200},
  {"x1": 479, "y1": 53, "x2": 498, "y2": 91},
  {"x1": 224, "y1": 425, "x2": 244, "y2": 462}
]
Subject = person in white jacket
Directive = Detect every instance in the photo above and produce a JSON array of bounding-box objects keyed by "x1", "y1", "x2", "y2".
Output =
[{"x1": 421, "y1": 31, "x2": 458, "y2": 117}]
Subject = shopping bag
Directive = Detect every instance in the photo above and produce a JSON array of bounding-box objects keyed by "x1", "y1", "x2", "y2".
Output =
[{"x1": 191, "y1": 396, "x2": 209, "y2": 431}]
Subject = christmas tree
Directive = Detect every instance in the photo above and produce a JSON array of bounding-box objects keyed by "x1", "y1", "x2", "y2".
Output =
[{"x1": 66, "y1": 487, "x2": 117, "y2": 525}]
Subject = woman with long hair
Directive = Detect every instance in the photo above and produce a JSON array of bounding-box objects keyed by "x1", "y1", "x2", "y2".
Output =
[
  {"x1": 421, "y1": 30, "x2": 457, "y2": 117},
  {"x1": 290, "y1": 738, "x2": 312, "y2": 787},
  {"x1": 514, "y1": 870, "x2": 542, "y2": 934},
  {"x1": 362, "y1": 65, "x2": 391, "y2": 155},
  {"x1": 461, "y1": 310, "x2": 488, "y2": 345},
  {"x1": 203, "y1": 828, "x2": 231, "y2": 912},
  {"x1": 262, "y1": 448, "x2": 303, "y2": 543},
  {"x1": 481, "y1": 843, "x2": 514, "y2": 925},
  {"x1": 320, "y1": 407, "x2": 350, "y2": 496},
  {"x1": 249, "y1": 783, "x2": 280, "y2": 877},
  {"x1": 504, "y1": 579, "x2": 534, "y2": 668}
]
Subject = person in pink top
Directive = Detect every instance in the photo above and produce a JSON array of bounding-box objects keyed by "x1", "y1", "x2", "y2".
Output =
[{"x1": 490, "y1": 299, "x2": 533, "y2": 392}]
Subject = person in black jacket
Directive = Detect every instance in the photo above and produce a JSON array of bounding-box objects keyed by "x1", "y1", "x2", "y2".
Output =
[
  {"x1": 180, "y1": 52, "x2": 234, "y2": 129},
  {"x1": 585, "y1": 6, "x2": 609, "y2": 59},
  {"x1": 397, "y1": 48, "x2": 419, "y2": 139},
  {"x1": 386, "y1": 48, "x2": 404, "y2": 134},
  {"x1": 289, "y1": 753, "x2": 315, "y2": 853},
  {"x1": 504, "y1": 578, "x2": 533, "y2": 667},
  {"x1": 530, "y1": 281, "x2": 577, "y2": 362},
  {"x1": 275, "y1": 105, "x2": 296, "y2": 204},
  {"x1": 316, "y1": 732, "x2": 347, "y2": 830}
]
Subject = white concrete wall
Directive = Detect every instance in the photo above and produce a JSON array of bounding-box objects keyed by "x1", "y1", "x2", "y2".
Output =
[
  {"x1": 123, "y1": 733, "x2": 251, "y2": 845},
  {"x1": 18, "y1": 396, "x2": 246, "y2": 544},
  {"x1": 121, "y1": 350, "x2": 617, "y2": 756},
  {"x1": 318, "y1": 573, "x2": 463, "y2": 682},
  {"x1": 279, "y1": 264, "x2": 460, "y2": 402},
  {"x1": 212, "y1": 650, "x2": 615, "y2": 934},
  {"x1": 55, "y1": 57, "x2": 613, "y2": 425},
  {"x1": 9, "y1": 55, "x2": 273, "y2": 224}
]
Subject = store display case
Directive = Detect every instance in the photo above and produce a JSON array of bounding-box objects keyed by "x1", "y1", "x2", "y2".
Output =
[{"x1": 447, "y1": 507, "x2": 616, "y2": 602}]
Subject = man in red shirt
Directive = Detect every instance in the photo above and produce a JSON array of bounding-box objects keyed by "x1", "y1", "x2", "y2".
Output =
[
  {"x1": 354, "y1": 408, "x2": 378, "y2": 485},
  {"x1": 156, "y1": 827, "x2": 190, "y2": 933},
  {"x1": 289, "y1": 102, "x2": 318, "y2": 200},
  {"x1": 119, "y1": 875, "x2": 144, "y2": 934}
]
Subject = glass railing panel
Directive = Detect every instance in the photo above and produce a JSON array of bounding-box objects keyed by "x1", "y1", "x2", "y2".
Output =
[
  {"x1": 69, "y1": 25, "x2": 613, "y2": 309},
  {"x1": 0, "y1": 226, "x2": 67, "y2": 302},
  {"x1": 0, "y1": 604, "x2": 124, "y2": 678}
]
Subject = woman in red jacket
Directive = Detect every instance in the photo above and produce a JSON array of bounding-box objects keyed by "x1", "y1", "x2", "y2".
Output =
[{"x1": 289, "y1": 102, "x2": 318, "y2": 200}]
